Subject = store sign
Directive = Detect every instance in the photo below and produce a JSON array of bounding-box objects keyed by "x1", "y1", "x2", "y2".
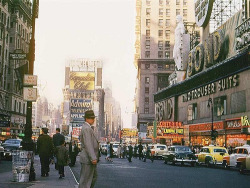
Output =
[
  {"x1": 226, "y1": 119, "x2": 241, "y2": 129},
  {"x1": 183, "y1": 74, "x2": 239, "y2": 102},
  {"x1": 72, "y1": 127, "x2": 81, "y2": 137},
  {"x1": 122, "y1": 128, "x2": 138, "y2": 137},
  {"x1": 23, "y1": 87, "x2": 37, "y2": 101},
  {"x1": 189, "y1": 122, "x2": 224, "y2": 132},
  {"x1": 9, "y1": 53, "x2": 27, "y2": 60},
  {"x1": 194, "y1": 0, "x2": 214, "y2": 27},
  {"x1": 0, "y1": 120, "x2": 10, "y2": 127},
  {"x1": 69, "y1": 72, "x2": 95, "y2": 91},
  {"x1": 23, "y1": 74, "x2": 37, "y2": 86},
  {"x1": 241, "y1": 116, "x2": 250, "y2": 126},
  {"x1": 70, "y1": 99, "x2": 92, "y2": 122},
  {"x1": 155, "y1": 98, "x2": 173, "y2": 121}
]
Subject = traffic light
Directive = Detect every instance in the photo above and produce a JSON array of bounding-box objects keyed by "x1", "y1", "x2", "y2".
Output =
[{"x1": 211, "y1": 130, "x2": 218, "y2": 140}]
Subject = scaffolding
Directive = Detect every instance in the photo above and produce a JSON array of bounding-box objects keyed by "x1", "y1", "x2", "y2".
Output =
[
  {"x1": 184, "y1": 22, "x2": 201, "y2": 50},
  {"x1": 210, "y1": 0, "x2": 242, "y2": 32}
]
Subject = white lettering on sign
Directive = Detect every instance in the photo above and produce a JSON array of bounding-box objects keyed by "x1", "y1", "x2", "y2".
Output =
[
  {"x1": 23, "y1": 75, "x2": 37, "y2": 86},
  {"x1": 241, "y1": 116, "x2": 250, "y2": 126},
  {"x1": 194, "y1": 0, "x2": 214, "y2": 27}
]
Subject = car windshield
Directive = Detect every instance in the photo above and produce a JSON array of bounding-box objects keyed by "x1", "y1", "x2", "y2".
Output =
[
  {"x1": 113, "y1": 145, "x2": 119, "y2": 148},
  {"x1": 200, "y1": 148, "x2": 210, "y2": 153},
  {"x1": 175, "y1": 147, "x2": 191, "y2": 152},
  {"x1": 5, "y1": 140, "x2": 21, "y2": 144},
  {"x1": 214, "y1": 149, "x2": 227, "y2": 153},
  {"x1": 157, "y1": 146, "x2": 166, "y2": 149}
]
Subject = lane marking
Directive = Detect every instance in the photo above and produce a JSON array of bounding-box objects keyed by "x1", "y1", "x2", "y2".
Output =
[{"x1": 69, "y1": 166, "x2": 79, "y2": 186}]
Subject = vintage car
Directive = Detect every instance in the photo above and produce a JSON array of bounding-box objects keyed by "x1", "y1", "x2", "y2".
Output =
[
  {"x1": 222, "y1": 145, "x2": 250, "y2": 169},
  {"x1": 237, "y1": 155, "x2": 250, "y2": 174},
  {"x1": 0, "y1": 143, "x2": 4, "y2": 161},
  {"x1": 2, "y1": 139, "x2": 22, "y2": 159},
  {"x1": 197, "y1": 145, "x2": 229, "y2": 167},
  {"x1": 150, "y1": 144, "x2": 168, "y2": 159},
  {"x1": 162, "y1": 145, "x2": 197, "y2": 166}
]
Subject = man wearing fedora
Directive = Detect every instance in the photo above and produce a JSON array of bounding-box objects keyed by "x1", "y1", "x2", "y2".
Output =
[{"x1": 79, "y1": 110, "x2": 99, "y2": 188}]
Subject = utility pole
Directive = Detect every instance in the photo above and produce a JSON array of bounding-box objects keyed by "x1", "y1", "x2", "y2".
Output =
[{"x1": 22, "y1": 0, "x2": 39, "y2": 181}]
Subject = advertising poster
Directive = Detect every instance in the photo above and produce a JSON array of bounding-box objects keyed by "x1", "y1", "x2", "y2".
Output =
[
  {"x1": 69, "y1": 72, "x2": 95, "y2": 91},
  {"x1": 70, "y1": 99, "x2": 92, "y2": 122}
]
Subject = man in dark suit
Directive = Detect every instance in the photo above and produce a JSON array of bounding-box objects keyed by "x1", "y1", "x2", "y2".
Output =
[
  {"x1": 79, "y1": 110, "x2": 99, "y2": 188},
  {"x1": 37, "y1": 128, "x2": 54, "y2": 177},
  {"x1": 53, "y1": 128, "x2": 65, "y2": 170}
]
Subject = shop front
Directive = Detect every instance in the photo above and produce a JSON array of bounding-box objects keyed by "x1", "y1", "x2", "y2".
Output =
[
  {"x1": 189, "y1": 121, "x2": 225, "y2": 146},
  {"x1": 147, "y1": 121, "x2": 184, "y2": 145}
]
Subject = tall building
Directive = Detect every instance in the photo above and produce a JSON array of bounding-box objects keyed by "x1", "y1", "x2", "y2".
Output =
[
  {"x1": 0, "y1": 0, "x2": 32, "y2": 141},
  {"x1": 134, "y1": 0, "x2": 196, "y2": 132},
  {"x1": 62, "y1": 58, "x2": 105, "y2": 139}
]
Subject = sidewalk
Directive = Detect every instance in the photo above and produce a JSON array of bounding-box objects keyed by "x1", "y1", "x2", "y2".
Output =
[{"x1": 0, "y1": 155, "x2": 79, "y2": 188}]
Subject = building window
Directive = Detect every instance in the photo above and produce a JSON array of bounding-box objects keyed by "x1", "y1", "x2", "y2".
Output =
[
  {"x1": 146, "y1": 0, "x2": 150, "y2": 6},
  {"x1": 146, "y1": 30, "x2": 150, "y2": 37},
  {"x1": 166, "y1": 9, "x2": 170, "y2": 16},
  {"x1": 183, "y1": 9, "x2": 187, "y2": 18},
  {"x1": 145, "y1": 51, "x2": 150, "y2": 58},
  {"x1": 159, "y1": 19, "x2": 163, "y2": 27},
  {"x1": 146, "y1": 8, "x2": 151, "y2": 16},
  {"x1": 158, "y1": 30, "x2": 163, "y2": 37},
  {"x1": 188, "y1": 103, "x2": 197, "y2": 121},
  {"x1": 159, "y1": 8, "x2": 163, "y2": 16},
  {"x1": 176, "y1": 9, "x2": 180, "y2": 15},
  {"x1": 170, "y1": 64, "x2": 175, "y2": 70},
  {"x1": 165, "y1": 19, "x2": 170, "y2": 27},
  {"x1": 144, "y1": 108, "x2": 149, "y2": 114},
  {"x1": 145, "y1": 97, "x2": 149, "y2": 105},
  {"x1": 166, "y1": 0, "x2": 170, "y2": 5},
  {"x1": 158, "y1": 41, "x2": 163, "y2": 50},
  {"x1": 165, "y1": 41, "x2": 170, "y2": 49},
  {"x1": 146, "y1": 19, "x2": 150, "y2": 27},
  {"x1": 165, "y1": 30, "x2": 170, "y2": 39},
  {"x1": 176, "y1": 0, "x2": 180, "y2": 5},
  {"x1": 158, "y1": 63, "x2": 163, "y2": 69},
  {"x1": 145, "y1": 64, "x2": 150, "y2": 69},
  {"x1": 145, "y1": 77, "x2": 150, "y2": 84},
  {"x1": 165, "y1": 64, "x2": 170, "y2": 69},
  {"x1": 183, "y1": 0, "x2": 187, "y2": 6},
  {"x1": 159, "y1": 0, "x2": 163, "y2": 6},
  {"x1": 165, "y1": 51, "x2": 170, "y2": 58},
  {"x1": 146, "y1": 40, "x2": 150, "y2": 49},
  {"x1": 145, "y1": 87, "x2": 149, "y2": 94},
  {"x1": 214, "y1": 96, "x2": 227, "y2": 116},
  {"x1": 158, "y1": 51, "x2": 163, "y2": 58}
]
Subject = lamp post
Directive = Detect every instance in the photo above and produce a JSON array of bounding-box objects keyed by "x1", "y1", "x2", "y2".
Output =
[
  {"x1": 207, "y1": 98, "x2": 215, "y2": 145},
  {"x1": 22, "y1": 0, "x2": 39, "y2": 181}
]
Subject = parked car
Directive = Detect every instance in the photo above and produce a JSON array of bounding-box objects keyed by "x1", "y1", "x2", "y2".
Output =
[
  {"x1": 237, "y1": 155, "x2": 250, "y2": 174},
  {"x1": 100, "y1": 143, "x2": 107, "y2": 155},
  {"x1": 2, "y1": 139, "x2": 22, "y2": 159},
  {"x1": 112, "y1": 143, "x2": 120, "y2": 156},
  {"x1": 222, "y1": 145, "x2": 250, "y2": 169},
  {"x1": 162, "y1": 145, "x2": 197, "y2": 166},
  {"x1": 0, "y1": 142, "x2": 4, "y2": 161},
  {"x1": 150, "y1": 144, "x2": 168, "y2": 159},
  {"x1": 197, "y1": 145, "x2": 229, "y2": 167}
]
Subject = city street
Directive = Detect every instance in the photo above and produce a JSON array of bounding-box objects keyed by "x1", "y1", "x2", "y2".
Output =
[{"x1": 70, "y1": 155, "x2": 250, "y2": 188}]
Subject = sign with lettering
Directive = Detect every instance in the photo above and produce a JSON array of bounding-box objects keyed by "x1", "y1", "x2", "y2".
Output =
[
  {"x1": 194, "y1": 0, "x2": 214, "y2": 27},
  {"x1": 72, "y1": 127, "x2": 81, "y2": 137},
  {"x1": 189, "y1": 122, "x2": 224, "y2": 132},
  {"x1": 23, "y1": 74, "x2": 37, "y2": 86},
  {"x1": 121, "y1": 128, "x2": 138, "y2": 138},
  {"x1": 226, "y1": 119, "x2": 241, "y2": 129},
  {"x1": 69, "y1": 72, "x2": 95, "y2": 91},
  {"x1": 241, "y1": 116, "x2": 250, "y2": 127},
  {"x1": 70, "y1": 99, "x2": 92, "y2": 122},
  {"x1": 183, "y1": 74, "x2": 239, "y2": 102},
  {"x1": 9, "y1": 53, "x2": 27, "y2": 60},
  {"x1": 23, "y1": 87, "x2": 37, "y2": 101},
  {"x1": 155, "y1": 98, "x2": 173, "y2": 121}
]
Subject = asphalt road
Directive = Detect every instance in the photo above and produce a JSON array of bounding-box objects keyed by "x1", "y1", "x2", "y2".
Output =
[{"x1": 70, "y1": 155, "x2": 250, "y2": 188}]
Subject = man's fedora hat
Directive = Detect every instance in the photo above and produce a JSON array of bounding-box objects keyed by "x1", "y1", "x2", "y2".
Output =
[{"x1": 84, "y1": 110, "x2": 96, "y2": 119}]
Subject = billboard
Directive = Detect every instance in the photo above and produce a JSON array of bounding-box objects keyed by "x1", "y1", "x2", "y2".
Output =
[
  {"x1": 69, "y1": 72, "x2": 95, "y2": 91},
  {"x1": 121, "y1": 128, "x2": 138, "y2": 138},
  {"x1": 70, "y1": 99, "x2": 92, "y2": 122}
]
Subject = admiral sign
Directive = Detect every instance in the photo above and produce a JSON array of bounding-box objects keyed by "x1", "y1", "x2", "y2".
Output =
[
  {"x1": 70, "y1": 99, "x2": 92, "y2": 122},
  {"x1": 195, "y1": 0, "x2": 214, "y2": 27}
]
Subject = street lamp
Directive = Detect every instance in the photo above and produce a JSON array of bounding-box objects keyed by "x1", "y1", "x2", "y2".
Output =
[{"x1": 207, "y1": 98, "x2": 217, "y2": 145}]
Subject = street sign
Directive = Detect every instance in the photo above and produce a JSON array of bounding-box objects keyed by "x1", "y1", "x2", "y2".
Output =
[
  {"x1": 23, "y1": 87, "x2": 37, "y2": 101},
  {"x1": 9, "y1": 53, "x2": 27, "y2": 60},
  {"x1": 23, "y1": 74, "x2": 37, "y2": 86}
]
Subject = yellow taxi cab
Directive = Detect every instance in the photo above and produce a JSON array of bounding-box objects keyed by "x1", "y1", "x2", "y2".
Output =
[{"x1": 197, "y1": 145, "x2": 229, "y2": 167}]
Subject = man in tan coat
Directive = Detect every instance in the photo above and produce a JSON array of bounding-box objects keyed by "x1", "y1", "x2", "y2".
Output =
[{"x1": 79, "y1": 110, "x2": 99, "y2": 188}]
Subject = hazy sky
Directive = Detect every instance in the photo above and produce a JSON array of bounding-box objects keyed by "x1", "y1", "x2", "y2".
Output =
[{"x1": 34, "y1": 0, "x2": 137, "y2": 127}]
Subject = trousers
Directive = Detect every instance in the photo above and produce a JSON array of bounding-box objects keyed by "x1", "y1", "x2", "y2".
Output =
[{"x1": 78, "y1": 163, "x2": 97, "y2": 188}]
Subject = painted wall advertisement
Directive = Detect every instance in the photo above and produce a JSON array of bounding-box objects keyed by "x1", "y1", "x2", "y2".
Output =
[
  {"x1": 70, "y1": 99, "x2": 92, "y2": 122},
  {"x1": 69, "y1": 72, "x2": 95, "y2": 91}
]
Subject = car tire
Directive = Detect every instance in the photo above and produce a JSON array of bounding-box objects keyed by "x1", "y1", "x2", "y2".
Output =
[
  {"x1": 181, "y1": 161, "x2": 184, "y2": 166},
  {"x1": 164, "y1": 159, "x2": 168, "y2": 164},
  {"x1": 223, "y1": 161, "x2": 230, "y2": 169},
  {"x1": 239, "y1": 164, "x2": 245, "y2": 175},
  {"x1": 191, "y1": 162, "x2": 195, "y2": 167}
]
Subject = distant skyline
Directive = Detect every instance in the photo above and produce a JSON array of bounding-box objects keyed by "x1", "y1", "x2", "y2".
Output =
[{"x1": 35, "y1": 0, "x2": 136, "y2": 127}]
